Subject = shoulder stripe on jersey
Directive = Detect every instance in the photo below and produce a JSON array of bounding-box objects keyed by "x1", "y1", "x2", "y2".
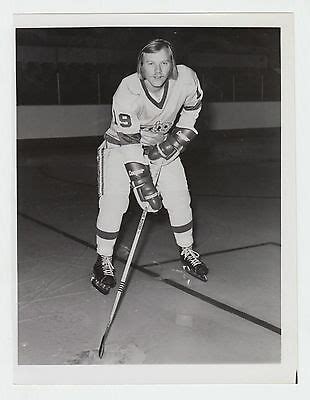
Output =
[
  {"x1": 140, "y1": 79, "x2": 169, "y2": 109},
  {"x1": 184, "y1": 99, "x2": 202, "y2": 111}
]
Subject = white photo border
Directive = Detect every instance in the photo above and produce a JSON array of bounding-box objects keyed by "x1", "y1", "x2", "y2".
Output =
[{"x1": 12, "y1": 12, "x2": 296, "y2": 385}]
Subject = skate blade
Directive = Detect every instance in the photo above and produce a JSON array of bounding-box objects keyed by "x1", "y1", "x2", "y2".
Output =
[
  {"x1": 90, "y1": 275, "x2": 111, "y2": 295},
  {"x1": 182, "y1": 266, "x2": 208, "y2": 282}
]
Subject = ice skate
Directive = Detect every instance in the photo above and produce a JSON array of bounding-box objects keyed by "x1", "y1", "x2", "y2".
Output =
[
  {"x1": 180, "y1": 247, "x2": 208, "y2": 282},
  {"x1": 91, "y1": 255, "x2": 116, "y2": 295}
]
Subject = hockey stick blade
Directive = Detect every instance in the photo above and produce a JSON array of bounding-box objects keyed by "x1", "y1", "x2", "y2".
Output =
[{"x1": 98, "y1": 324, "x2": 111, "y2": 358}]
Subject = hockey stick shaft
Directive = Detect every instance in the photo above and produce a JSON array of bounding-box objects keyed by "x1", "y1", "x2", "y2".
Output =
[
  {"x1": 98, "y1": 208, "x2": 148, "y2": 357},
  {"x1": 98, "y1": 162, "x2": 163, "y2": 358},
  {"x1": 107, "y1": 209, "x2": 147, "y2": 322}
]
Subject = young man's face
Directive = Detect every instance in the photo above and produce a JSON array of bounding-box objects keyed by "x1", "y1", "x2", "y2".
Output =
[{"x1": 141, "y1": 47, "x2": 172, "y2": 89}]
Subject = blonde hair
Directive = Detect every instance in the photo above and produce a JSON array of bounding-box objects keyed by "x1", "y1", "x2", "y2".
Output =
[{"x1": 137, "y1": 39, "x2": 178, "y2": 80}]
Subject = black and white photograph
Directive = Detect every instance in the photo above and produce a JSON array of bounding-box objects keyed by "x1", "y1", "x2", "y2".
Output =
[{"x1": 12, "y1": 12, "x2": 298, "y2": 385}]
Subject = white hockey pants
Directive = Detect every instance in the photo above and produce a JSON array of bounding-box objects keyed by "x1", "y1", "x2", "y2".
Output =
[{"x1": 96, "y1": 142, "x2": 193, "y2": 256}]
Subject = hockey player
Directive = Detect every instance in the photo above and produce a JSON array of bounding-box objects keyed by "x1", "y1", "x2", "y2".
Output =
[{"x1": 91, "y1": 38, "x2": 208, "y2": 295}]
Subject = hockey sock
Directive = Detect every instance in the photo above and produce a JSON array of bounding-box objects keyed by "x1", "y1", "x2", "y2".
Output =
[{"x1": 96, "y1": 236, "x2": 115, "y2": 257}]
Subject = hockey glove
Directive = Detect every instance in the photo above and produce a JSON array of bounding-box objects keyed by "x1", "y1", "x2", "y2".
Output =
[
  {"x1": 148, "y1": 127, "x2": 197, "y2": 165},
  {"x1": 125, "y1": 162, "x2": 162, "y2": 213}
]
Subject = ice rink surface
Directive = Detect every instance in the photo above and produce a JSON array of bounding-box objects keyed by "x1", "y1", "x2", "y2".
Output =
[{"x1": 17, "y1": 128, "x2": 281, "y2": 365}]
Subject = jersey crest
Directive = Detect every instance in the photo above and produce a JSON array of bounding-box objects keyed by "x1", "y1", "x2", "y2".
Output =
[{"x1": 141, "y1": 120, "x2": 173, "y2": 135}]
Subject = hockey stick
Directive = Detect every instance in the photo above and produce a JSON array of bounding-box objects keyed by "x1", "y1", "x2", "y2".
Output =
[
  {"x1": 98, "y1": 207, "x2": 148, "y2": 358},
  {"x1": 98, "y1": 162, "x2": 163, "y2": 358}
]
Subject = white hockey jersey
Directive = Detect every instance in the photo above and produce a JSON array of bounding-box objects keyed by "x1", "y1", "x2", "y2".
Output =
[{"x1": 105, "y1": 65, "x2": 203, "y2": 147}]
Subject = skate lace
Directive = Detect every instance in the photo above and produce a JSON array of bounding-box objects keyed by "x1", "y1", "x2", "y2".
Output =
[
  {"x1": 181, "y1": 248, "x2": 201, "y2": 267},
  {"x1": 100, "y1": 255, "x2": 114, "y2": 276}
]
